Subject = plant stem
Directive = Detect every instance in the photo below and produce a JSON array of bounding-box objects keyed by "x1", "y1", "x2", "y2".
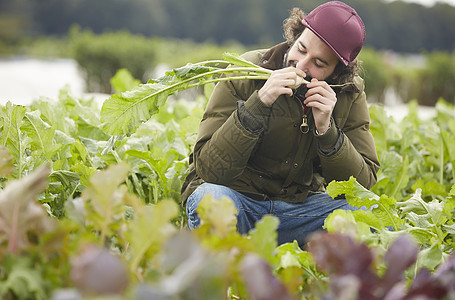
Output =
[
  {"x1": 117, "y1": 67, "x2": 272, "y2": 115},
  {"x1": 186, "y1": 74, "x2": 271, "y2": 88},
  {"x1": 439, "y1": 134, "x2": 444, "y2": 185}
]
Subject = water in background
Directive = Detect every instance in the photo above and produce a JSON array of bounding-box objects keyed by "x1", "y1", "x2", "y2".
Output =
[{"x1": 0, "y1": 57, "x2": 86, "y2": 106}]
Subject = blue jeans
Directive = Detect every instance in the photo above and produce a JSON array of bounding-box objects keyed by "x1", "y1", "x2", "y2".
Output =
[{"x1": 186, "y1": 183, "x2": 356, "y2": 246}]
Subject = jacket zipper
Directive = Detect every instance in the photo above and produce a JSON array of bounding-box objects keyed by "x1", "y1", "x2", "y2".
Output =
[
  {"x1": 299, "y1": 99, "x2": 310, "y2": 134},
  {"x1": 282, "y1": 100, "x2": 306, "y2": 188}
]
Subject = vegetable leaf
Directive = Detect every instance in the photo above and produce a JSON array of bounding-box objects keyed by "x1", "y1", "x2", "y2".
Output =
[
  {"x1": 22, "y1": 111, "x2": 60, "y2": 160},
  {"x1": 248, "y1": 215, "x2": 279, "y2": 265},
  {"x1": 0, "y1": 102, "x2": 28, "y2": 177},
  {"x1": 223, "y1": 52, "x2": 263, "y2": 68},
  {"x1": 0, "y1": 145, "x2": 14, "y2": 177},
  {"x1": 100, "y1": 55, "x2": 271, "y2": 135},
  {"x1": 0, "y1": 163, "x2": 53, "y2": 255},
  {"x1": 101, "y1": 83, "x2": 169, "y2": 135},
  {"x1": 0, "y1": 255, "x2": 47, "y2": 300},
  {"x1": 327, "y1": 177, "x2": 403, "y2": 229},
  {"x1": 276, "y1": 241, "x2": 314, "y2": 269},
  {"x1": 197, "y1": 194, "x2": 238, "y2": 238},
  {"x1": 110, "y1": 68, "x2": 141, "y2": 94},
  {"x1": 126, "y1": 199, "x2": 179, "y2": 274},
  {"x1": 81, "y1": 162, "x2": 131, "y2": 244}
]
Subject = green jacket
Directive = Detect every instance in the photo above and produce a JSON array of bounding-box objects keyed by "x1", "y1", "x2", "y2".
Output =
[{"x1": 181, "y1": 42, "x2": 380, "y2": 204}]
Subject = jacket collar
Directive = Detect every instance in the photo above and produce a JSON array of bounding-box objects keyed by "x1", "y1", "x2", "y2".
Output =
[{"x1": 258, "y1": 42, "x2": 290, "y2": 70}]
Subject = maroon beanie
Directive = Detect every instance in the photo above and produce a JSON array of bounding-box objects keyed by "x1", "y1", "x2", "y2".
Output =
[{"x1": 302, "y1": 1, "x2": 365, "y2": 66}]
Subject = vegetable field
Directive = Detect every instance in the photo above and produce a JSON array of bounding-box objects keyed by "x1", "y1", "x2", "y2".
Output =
[{"x1": 1, "y1": 63, "x2": 455, "y2": 300}]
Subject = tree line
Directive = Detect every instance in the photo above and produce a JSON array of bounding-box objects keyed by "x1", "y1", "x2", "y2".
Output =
[{"x1": 1, "y1": 0, "x2": 455, "y2": 53}]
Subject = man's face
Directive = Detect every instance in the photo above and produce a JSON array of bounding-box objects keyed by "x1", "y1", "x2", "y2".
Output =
[{"x1": 286, "y1": 28, "x2": 339, "y2": 81}]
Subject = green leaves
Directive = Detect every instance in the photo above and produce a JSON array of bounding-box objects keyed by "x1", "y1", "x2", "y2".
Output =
[
  {"x1": 23, "y1": 110, "x2": 61, "y2": 161},
  {"x1": 0, "y1": 102, "x2": 28, "y2": 177},
  {"x1": 197, "y1": 195, "x2": 239, "y2": 238},
  {"x1": 371, "y1": 100, "x2": 455, "y2": 201},
  {"x1": 100, "y1": 53, "x2": 271, "y2": 135},
  {"x1": 397, "y1": 188, "x2": 455, "y2": 244},
  {"x1": 0, "y1": 163, "x2": 52, "y2": 255},
  {"x1": 126, "y1": 199, "x2": 179, "y2": 274},
  {"x1": 223, "y1": 52, "x2": 264, "y2": 68},
  {"x1": 327, "y1": 176, "x2": 380, "y2": 205},
  {"x1": 111, "y1": 68, "x2": 142, "y2": 94},
  {"x1": 327, "y1": 177, "x2": 403, "y2": 230},
  {"x1": 0, "y1": 146, "x2": 14, "y2": 177},
  {"x1": 101, "y1": 82, "x2": 169, "y2": 135},
  {"x1": 248, "y1": 215, "x2": 279, "y2": 264},
  {"x1": 3, "y1": 58, "x2": 455, "y2": 299},
  {"x1": 0, "y1": 255, "x2": 47, "y2": 300},
  {"x1": 326, "y1": 174, "x2": 455, "y2": 273},
  {"x1": 81, "y1": 162, "x2": 131, "y2": 244}
]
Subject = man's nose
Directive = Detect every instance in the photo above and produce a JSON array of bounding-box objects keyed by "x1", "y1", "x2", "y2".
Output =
[{"x1": 295, "y1": 58, "x2": 309, "y2": 72}]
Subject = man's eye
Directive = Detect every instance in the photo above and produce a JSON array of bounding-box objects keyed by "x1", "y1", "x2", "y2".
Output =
[{"x1": 314, "y1": 61, "x2": 324, "y2": 68}]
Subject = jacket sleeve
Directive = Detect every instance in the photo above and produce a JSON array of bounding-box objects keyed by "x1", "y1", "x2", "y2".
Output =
[
  {"x1": 193, "y1": 79, "x2": 271, "y2": 185},
  {"x1": 316, "y1": 84, "x2": 380, "y2": 189}
]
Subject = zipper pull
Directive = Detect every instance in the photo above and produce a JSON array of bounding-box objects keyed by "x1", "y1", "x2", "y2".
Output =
[{"x1": 300, "y1": 114, "x2": 309, "y2": 134}]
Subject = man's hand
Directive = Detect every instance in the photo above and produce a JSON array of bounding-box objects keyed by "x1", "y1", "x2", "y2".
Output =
[
  {"x1": 304, "y1": 78, "x2": 337, "y2": 134},
  {"x1": 258, "y1": 67, "x2": 306, "y2": 106}
]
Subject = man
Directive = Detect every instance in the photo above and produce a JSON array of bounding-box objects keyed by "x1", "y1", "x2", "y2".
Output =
[{"x1": 181, "y1": 1, "x2": 380, "y2": 246}]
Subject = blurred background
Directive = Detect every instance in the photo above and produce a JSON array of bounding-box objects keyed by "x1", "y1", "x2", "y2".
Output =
[{"x1": 1, "y1": 0, "x2": 454, "y2": 110}]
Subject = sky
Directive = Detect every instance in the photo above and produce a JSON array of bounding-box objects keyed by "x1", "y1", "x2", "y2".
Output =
[{"x1": 387, "y1": 0, "x2": 455, "y2": 6}]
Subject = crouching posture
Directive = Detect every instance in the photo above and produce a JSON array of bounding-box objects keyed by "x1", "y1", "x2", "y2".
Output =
[{"x1": 181, "y1": 1, "x2": 380, "y2": 246}]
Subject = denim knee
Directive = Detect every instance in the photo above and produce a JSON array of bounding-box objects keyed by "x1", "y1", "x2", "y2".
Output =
[
  {"x1": 186, "y1": 191, "x2": 202, "y2": 230},
  {"x1": 185, "y1": 183, "x2": 239, "y2": 230}
]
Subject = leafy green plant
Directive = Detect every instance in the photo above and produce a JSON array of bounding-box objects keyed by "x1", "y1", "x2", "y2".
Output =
[
  {"x1": 100, "y1": 53, "x2": 272, "y2": 135},
  {"x1": 2, "y1": 63, "x2": 455, "y2": 299},
  {"x1": 0, "y1": 163, "x2": 56, "y2": 299}
]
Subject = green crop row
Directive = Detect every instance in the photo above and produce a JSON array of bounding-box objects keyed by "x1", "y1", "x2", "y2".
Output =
[{"x1": 0, "y1": 68, "x2": 455, "y2": 299}]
